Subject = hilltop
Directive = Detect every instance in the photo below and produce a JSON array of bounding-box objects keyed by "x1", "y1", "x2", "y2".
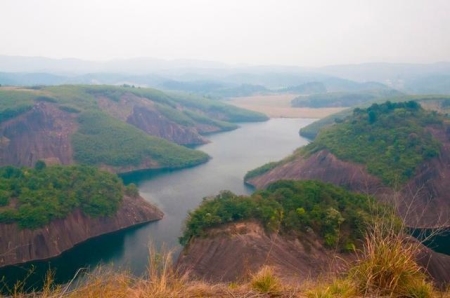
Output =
[{"x1": 246, "y1": 101, "x2": 450, "y2": 228}]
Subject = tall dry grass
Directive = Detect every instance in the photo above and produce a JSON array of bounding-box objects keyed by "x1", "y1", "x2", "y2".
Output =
[{"x1": 5, "y1": 206, "x2": 450, "y2": 297}]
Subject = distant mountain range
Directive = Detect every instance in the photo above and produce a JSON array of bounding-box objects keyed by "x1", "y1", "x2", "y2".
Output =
[{"x1": 1, "y1": 55, "x2": 450, "y2": 94}]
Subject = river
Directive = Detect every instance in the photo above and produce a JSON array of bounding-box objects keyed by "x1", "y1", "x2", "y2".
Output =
[{"x1": 0, "y1": 118, "x2": 315, "y2": 290}]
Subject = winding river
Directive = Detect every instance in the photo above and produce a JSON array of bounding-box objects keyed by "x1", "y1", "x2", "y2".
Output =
[{"x1": 0, "y1": 118, "x2": 315, "y2": 289}]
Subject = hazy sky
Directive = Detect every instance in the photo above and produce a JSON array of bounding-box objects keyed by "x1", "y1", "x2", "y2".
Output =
[{"x1": 2, "y1": 0, "x2": 450, "y2": 66}]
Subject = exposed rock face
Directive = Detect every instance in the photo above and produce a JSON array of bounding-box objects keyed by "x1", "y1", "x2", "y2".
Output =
[
  {"x1": 0, "y1": 102, "x2": 76, "y2": 167},
  {"x1": 98, "y1": 93, "x2": 212, "y2": 146},
  {"x1": 0, "y1": 101, "x2": 208, "y2": 172},
  {"x1": 177, "y1": 222, "x2": 450, "y2": 288},
  {"x1": 247, "y1": 150, "x2": 386, "y2": 194},
  {"x1": 127, "y1": 106, "x2": 208, "y2": 146},
  {"x1": 176, "y1": 222, "x2": 351, "y2": 283},
  {"x1": 246, "y1": 126, "x2": 450, "y2": 228},
  {"x1": 0, "y1": 195, "x2": 163, "y2": 267}
]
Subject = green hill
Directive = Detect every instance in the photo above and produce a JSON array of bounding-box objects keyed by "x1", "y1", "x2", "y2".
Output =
[
  {"x1": 299, "y1": 94, "x2": 450, "y2": 140},
  {"x1": 0, "y1": 164, "x2": 130, "y2": 229},
  {"x1": 250, "y1": 101, "x2": 444, "y2": 188},
  {"x1": 180, "y1": 180, "x2": 378, "y2": 250},
  {"x1": 304, "y1": 101, "x2": 442, "y2": 185},
  {"x1": 0, "y1": 85, "x2": 267, "y2": 171}
]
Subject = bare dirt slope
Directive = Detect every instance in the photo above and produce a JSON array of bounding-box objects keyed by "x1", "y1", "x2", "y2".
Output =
[
  {"x1": 176, "y1": 221, "x2": 450, "y2": 288},
  {"x1": 246, "y1": 126, "x2": 450, "y2": 228},
  {"x1": 176, "y1": 221, "x2": 351, "y2": 283},
  {"x1": 0, "y1": 102, "x2": 76, "y2": 167},
  {"x1": 0, "y1": 195, "x2": 163, "y2": 268}
]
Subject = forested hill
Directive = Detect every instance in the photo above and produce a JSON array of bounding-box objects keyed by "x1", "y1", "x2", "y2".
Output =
[
  {"x1": 0, "y1": 164, "x2": 129, "y2": 229},
  {"x1": 299, "y1": 95, "x2": 450, "y2": 140},
  {"x1": 303, "y1": 101, "x2": 443, "y2": 185},
  {"x1": 0, "y1": 85, "x2": 267, "y2": 172},
  {"x1": 245, "y1": 101, "x2": 450, "y2": 228},
  {"x1": 0, "y1": 164, "x2": 164, "y2": 267},
  {"x1": 176, "y1": 180, "x2": 390, "y2": 283}
]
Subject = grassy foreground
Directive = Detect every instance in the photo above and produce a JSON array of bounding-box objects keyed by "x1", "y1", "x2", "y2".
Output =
[{"x1": 7, "y1": 221, "x2": 450, "y2": 297}]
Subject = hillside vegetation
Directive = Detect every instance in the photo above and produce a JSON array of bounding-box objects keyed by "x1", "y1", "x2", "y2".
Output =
[
  {"x1": 249, "y1": 101, "x2": 444, "y2": 188},
  {"x1": 304, "y1": 101, "x2": 442, "y2": 186},
  {"x1": 299, "y1": 95, "x2": 450, "y2": 140},
  {"x1": 72, "y1": 111, "x2": 208, "y2": 168},
  {"x1": 0, "y1": 85, "x2": 267, "y2": 170},
  {"x1": 291, "y1": 89, "x2": 402, "y2": 108},
  {"x1": 180, "y1": 180, "x2": 376, "y2": 250},
  {"x1": 0, "y1": 164, "x2": 133, "y2": 229}
]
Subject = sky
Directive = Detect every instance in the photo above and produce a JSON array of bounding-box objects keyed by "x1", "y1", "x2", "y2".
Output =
[{"x1": 2, "y1": 0, "x2": 450, "y2": 67}]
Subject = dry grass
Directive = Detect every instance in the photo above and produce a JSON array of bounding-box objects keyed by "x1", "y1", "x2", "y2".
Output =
[
  {"x1": 250, "y1": 266, "x2": 282, "y2": 295},
  {"x1": 349, "y1": 228, "x2": 433, "y2": 297},
  {"x1": 227, "y1": 94, "x2": 346, "y2": 118},
  {"x1": 7, "y1": 225, "x2": 450, "y2": 298}
]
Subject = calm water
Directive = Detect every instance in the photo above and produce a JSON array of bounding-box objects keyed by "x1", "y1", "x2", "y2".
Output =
[{"x1": 0, "y1": 118, "x2": 315, "y2": 290}]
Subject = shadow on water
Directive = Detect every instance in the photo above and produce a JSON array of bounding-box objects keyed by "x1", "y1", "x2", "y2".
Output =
[
  {"x1": 120, "y1": 168, "x2": 180, "y2": 185},
  {"x1": 0, "y1": 222, "x2": 154, "y2": 293},
  {"x1": 411, "y1": 228, "x2": 450, "y2": 255}
]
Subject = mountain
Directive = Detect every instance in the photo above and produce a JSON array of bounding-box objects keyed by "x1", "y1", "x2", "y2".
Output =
[
  {"x1": 0, "y1": 85, "x2": 267, "y2": 172},
  {"x1": 246, "y1": 101, "x2": 450, "y2": 228},
  {"x1": 2, "y1": 56, "x2": 450, "y2": 94},
  {"x1": 318, "y1": 62, "x2": 450, "y2": 84}
]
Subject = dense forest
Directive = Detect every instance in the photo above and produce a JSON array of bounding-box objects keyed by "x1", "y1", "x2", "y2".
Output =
[
  {"x1": 0, "y1": 164, "x2": 136, "y2": 229},
  {"x1": 304, "y1": 101, "x2": 443, "y2": 185},
  {"x1": 180, "y1": 180, "x2": 380, "y2": 250}
]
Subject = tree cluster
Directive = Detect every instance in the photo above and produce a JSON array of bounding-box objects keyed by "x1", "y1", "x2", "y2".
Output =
[
  {"x1": 0, "y1": 164, "x2": 125, "y2": 229},
  {"x1": 306, "y1": 101, "x2": 443, "y2": 186},
  {"x1": 180, "y1": 180, "x2": 376, "y2": 250}
]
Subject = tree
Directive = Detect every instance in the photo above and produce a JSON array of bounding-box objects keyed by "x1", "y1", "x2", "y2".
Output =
[{"x1": 34, "y1": 160, "x2": 47, "y2": 171}]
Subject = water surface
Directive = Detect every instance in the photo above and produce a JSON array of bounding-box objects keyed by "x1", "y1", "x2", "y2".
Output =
[{"x1": 0, "y1": 118, "x2": 315, "y2": 288}]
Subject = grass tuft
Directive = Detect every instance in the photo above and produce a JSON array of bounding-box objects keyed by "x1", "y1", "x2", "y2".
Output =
[
  {"x1": 250, "y1": 266, "x2": 282, "y2": 295},
  {"x1": 348, "y1": 221, "x2": 434, "y2": 298}
]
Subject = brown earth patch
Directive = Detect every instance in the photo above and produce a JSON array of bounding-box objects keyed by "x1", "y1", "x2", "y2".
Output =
[
  {"x1": 176, "y1": 221, "x2": 352, "y2": 284},
  {"x1": 0, "y1": 195, "x2": 163, "y2": 267}
]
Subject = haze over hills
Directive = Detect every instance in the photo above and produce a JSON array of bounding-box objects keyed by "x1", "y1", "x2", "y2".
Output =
[{"x1": 1, "y1": 55, "x2": 450, "y2": 95}]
